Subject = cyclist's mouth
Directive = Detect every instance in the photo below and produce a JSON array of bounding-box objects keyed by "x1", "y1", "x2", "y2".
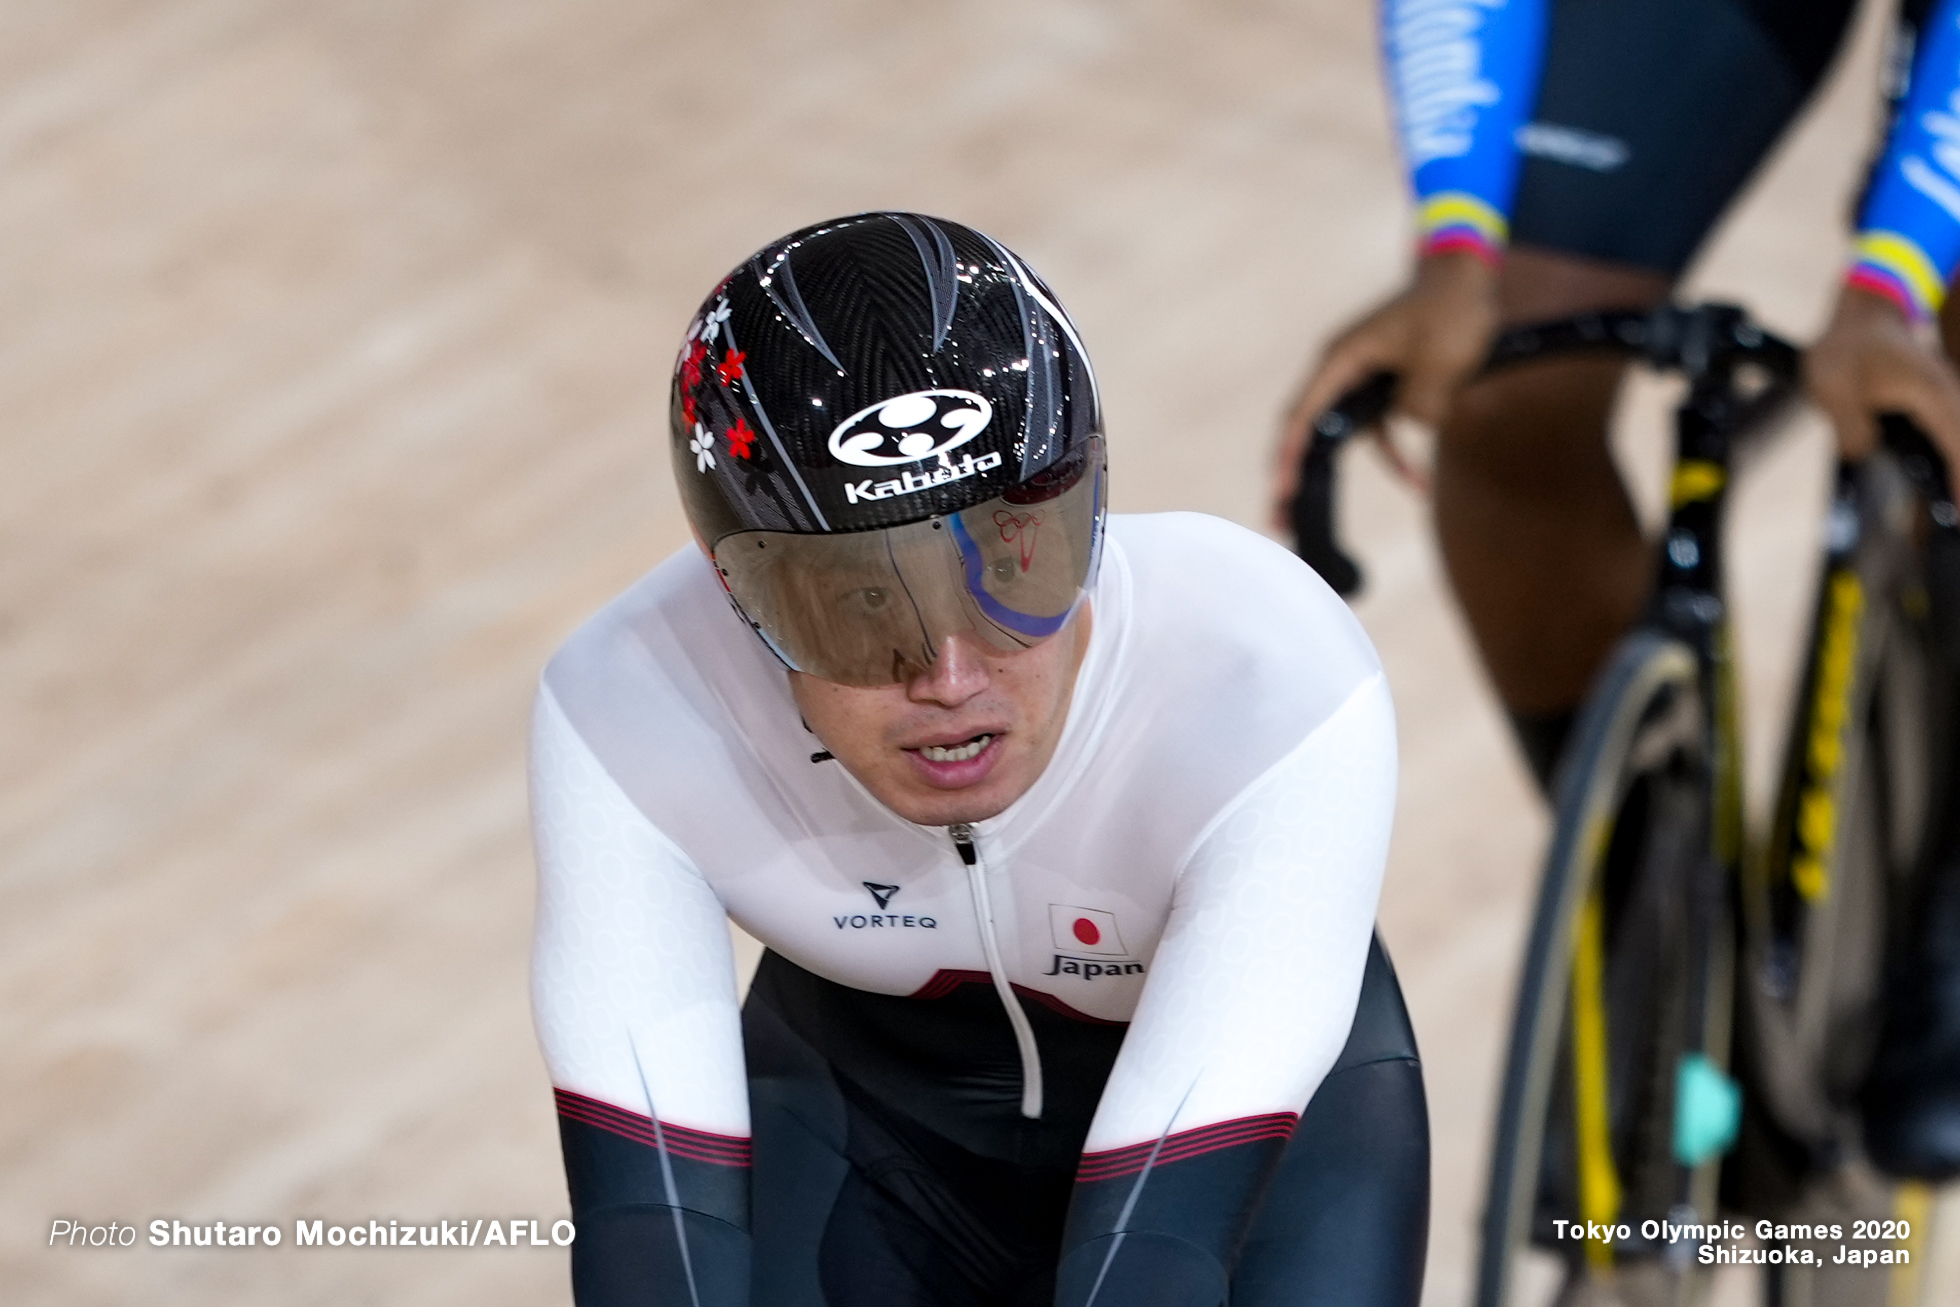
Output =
[
  {"x1": 917, "y1": 734, "x2": 993, "y2": 763},
  {"x1": 903, "y1": 732, "x2": 1003, "y2": 786}
]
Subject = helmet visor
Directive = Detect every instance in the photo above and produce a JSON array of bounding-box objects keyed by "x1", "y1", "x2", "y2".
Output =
[{"x1": 712, "y1": 458, "x2": 1102, "y2": 686}]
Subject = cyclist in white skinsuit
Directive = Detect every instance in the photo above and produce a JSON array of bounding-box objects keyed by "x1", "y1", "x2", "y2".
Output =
[{"x1": 531, "y1": 213, "x2": 1424, "y2": 1307}]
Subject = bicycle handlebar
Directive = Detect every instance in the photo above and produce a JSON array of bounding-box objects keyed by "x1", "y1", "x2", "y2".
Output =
[
  {"x1": 1291, "y1": 371, "x2": 1396, "y2": 596},
  {"x1": 1286, "y1": 301, "x2": 1958, "y2": 596}
]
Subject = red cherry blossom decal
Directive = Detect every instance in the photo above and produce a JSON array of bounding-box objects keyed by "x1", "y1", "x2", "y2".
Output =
[
  {"x1": 680, "y1": 341, "x2": 707, "y2": 390},
  {"x1": 727, "y1": 416, "x2": 757, "y2": 460},
  {"x1": 716, "y1": 350, "x2": 747, "y2": 386},
  {"x1": 1072, "y1": 917, "x2": 1101, "y2": 946}
]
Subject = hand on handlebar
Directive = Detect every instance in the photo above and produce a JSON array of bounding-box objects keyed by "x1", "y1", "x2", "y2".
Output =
[
  {"x1": 1273, "y1": 250, "x2": 1499, "y2": 530},
  {"x1": 1807, "y1": 283, "x2": 1960, "y2": 478}
]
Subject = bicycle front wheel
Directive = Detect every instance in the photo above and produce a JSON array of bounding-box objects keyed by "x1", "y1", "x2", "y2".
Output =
[
  {"x1": 1734, "y1": 448, "x2": 1950, "y2": 1305},
  {"x1": 1479, "y1": 630, "x2": 1735, "y2": 1307}
]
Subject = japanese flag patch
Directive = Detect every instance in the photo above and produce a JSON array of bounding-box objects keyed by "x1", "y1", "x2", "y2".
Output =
[{"x1": 1049, "y1": 905, "x2": 1126, "y2": 957}]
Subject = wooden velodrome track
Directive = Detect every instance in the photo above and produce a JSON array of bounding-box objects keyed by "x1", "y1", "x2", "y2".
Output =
[{"x1": 6, "y1": 1, "x2": 1956, "y2": 1302}]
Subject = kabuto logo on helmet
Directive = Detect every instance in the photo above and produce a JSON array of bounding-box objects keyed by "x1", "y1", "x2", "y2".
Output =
[{"x1": 826, "y1": 390, "x2": 993, "y2": 468}]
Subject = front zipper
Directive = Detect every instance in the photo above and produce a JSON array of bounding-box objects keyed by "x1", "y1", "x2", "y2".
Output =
[{"x1": 948, "y1": 822, "x2": 1044, "y2": 1119}]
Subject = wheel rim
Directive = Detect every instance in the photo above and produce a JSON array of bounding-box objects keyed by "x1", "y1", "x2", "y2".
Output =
[{"x1": 1479, "y1": 634, "x2": 1726, "y2": 1307}]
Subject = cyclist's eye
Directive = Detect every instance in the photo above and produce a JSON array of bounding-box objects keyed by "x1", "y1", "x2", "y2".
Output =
[{"x1": 847, "y1": 586, "x2": 891, "y2": 613}]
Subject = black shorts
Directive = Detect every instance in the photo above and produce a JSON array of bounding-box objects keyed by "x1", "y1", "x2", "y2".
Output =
[
  {"x1": 743, "y1": 937, "x2": 1431, "y2": 1307},
  {"x1": 1512, "y1": 0, "x2": 1865, "y2": 274}
]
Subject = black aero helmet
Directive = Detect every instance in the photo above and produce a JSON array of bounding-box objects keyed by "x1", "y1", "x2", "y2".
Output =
[{"x1": 672, "y1": 213, "x2": 1106, "y2": 686}]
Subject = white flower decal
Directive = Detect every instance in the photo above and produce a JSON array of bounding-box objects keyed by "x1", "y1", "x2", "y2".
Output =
[
  {"x1": 699, "y1": 299, "x2": 731, "y2": 345},
  {"x1": 690, "y1": 423, "x2": 717, "y2": 472}
]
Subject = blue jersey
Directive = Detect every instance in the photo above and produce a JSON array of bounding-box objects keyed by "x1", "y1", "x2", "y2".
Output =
[
  {"x1": 1856, "y1": 1, "x2": 1960, "y2": 318},
  {"x1": 1381, "y1": 0, "x2": 1547, "y2": 259}
]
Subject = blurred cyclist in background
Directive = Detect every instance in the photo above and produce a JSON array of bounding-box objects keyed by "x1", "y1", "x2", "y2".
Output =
[
  {"x1": 1276, "y1": 0, "x2": 1960, "y2": 1183},
  {"x1": 533, "y1": 213, "x2": 1426, "y2": 1306}
]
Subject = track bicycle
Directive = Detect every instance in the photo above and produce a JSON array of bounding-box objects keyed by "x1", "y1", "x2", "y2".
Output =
[{"x1": 1293, "y1": 302, "x2": 1954, "y2": 1307}]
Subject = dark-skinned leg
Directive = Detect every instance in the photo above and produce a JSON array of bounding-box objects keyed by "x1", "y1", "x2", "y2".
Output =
[{"x1": 1431, "y1": 245, "x2": 1672, "y2": 791}]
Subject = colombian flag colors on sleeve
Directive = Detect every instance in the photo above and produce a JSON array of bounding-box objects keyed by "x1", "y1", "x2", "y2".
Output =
[
  {"x1": 1417, "y1": 191, "x2": 1511, "y2": 264},
  {"x1": 1851, "y1": 0, "x2": 1960, "y2": 320},
  {"x1": 1847, "y1": 231, "x2": 1947, "y2": 322}
]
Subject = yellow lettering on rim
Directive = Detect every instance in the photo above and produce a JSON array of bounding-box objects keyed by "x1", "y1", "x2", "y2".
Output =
[
  {"x1": 1571, "y1": 883, "x2": 1620, "y2": 1270},
  {"x1": 1791, "y1": 570, "x2": 1863, "y2": 901},
  {"x1": 1888, "y1": 1183, "x2": 1931, "y2": 1305}
]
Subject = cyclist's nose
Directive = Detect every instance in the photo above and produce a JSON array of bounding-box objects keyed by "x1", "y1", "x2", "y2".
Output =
[{"x1": 905, "y1": 634, "x2": 991, "y2": 708}]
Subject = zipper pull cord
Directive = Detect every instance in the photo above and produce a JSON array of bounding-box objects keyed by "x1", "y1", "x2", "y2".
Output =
[{"x1": 949, "y1": 823, "x2": 1044, "y2": 1119}]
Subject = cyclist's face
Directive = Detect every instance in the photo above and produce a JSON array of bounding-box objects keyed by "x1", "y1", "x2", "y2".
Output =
[{"x1": 788, "y1": 604, "x2": 1093, "y2": 826}]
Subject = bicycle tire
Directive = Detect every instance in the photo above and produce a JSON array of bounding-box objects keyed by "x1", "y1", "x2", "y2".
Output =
[
  {"x1": 1478, "y1": 630, "x2": 1734, "y2": 1307},
  {"x1": 1737, "y1": 450, "x2": 1949, "y2": 1304}
]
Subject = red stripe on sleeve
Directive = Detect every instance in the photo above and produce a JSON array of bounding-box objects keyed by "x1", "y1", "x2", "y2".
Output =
[
  {"x1": 553, "y1": 1089, "x2": 752, "y2": 1167},
  {"x1": 1074, "y1": 1112, "x2": 1298, "y2": 1182}
]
